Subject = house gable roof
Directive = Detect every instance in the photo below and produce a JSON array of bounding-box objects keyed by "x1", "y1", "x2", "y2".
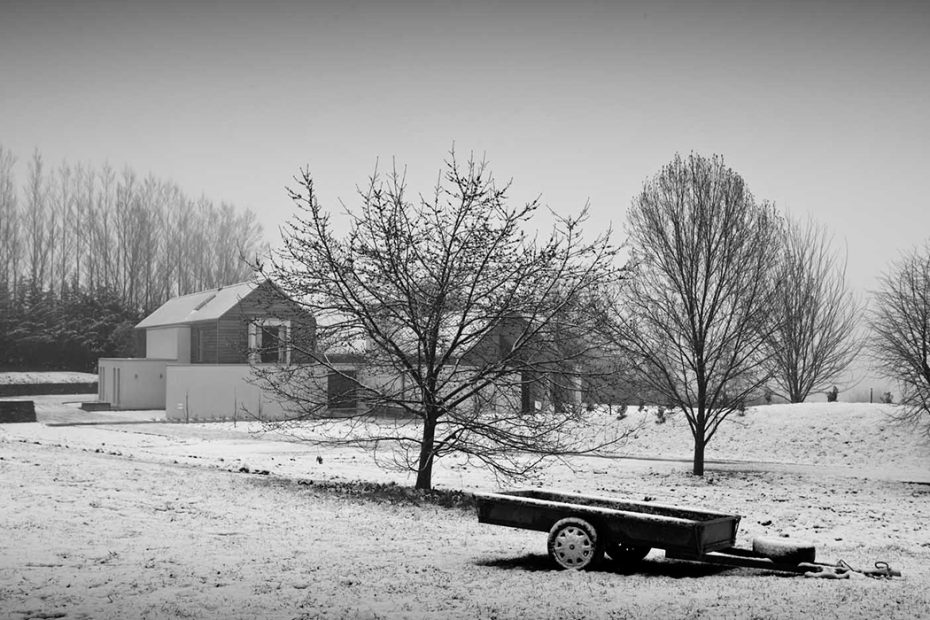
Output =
[{"x1": 136, "y1": 280, "x2": 262, "y2": 329}]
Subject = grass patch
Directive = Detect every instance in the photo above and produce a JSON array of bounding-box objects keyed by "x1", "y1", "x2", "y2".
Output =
[{"x1": 251, "y1": 474, "x2": 478, "y2": 512}]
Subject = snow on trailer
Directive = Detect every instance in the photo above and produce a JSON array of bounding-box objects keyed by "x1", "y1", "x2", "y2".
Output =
[{"x1": 476, "y1": 489, "x2": 902, "y2": 579}]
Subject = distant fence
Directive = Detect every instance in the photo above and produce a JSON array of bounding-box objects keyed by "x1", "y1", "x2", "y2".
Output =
[{"x1": 0, "y1": 382, "x2": 98, "y2": 397}]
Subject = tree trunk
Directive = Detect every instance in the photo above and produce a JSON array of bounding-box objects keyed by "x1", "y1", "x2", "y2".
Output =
[
  {"x1": 415, "y1": 412, "x2": 437, "y2": 490},
  {"x1": 692, "y1": 431, "x2": 706, "y2": 476}
]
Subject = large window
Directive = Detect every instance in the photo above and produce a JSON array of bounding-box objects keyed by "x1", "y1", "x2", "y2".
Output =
[{"x1": 248, "y1": 319, "x2": 291, "y2": 364}]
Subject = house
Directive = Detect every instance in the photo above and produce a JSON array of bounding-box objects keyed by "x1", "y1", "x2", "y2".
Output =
[
  {"x1": 98, "y1": 280, "x2": 583, "y2": 421},
  {"x1": 97, "y1": 279, "x2": 314, "y2": 419},
  {"x1": 310, "y1": 313, "x2": 583, "y2": 416}
]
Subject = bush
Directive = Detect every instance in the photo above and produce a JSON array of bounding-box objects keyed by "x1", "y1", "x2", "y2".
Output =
[
  {"x1": 881, "y1": 391, "x2": 894, "y2": 404},
  {"x1": 654, "y1": 405, "x2": 667, "y2": 424},
  {"x1": 826, "y1": 386, "x2": 839, "y2": 402},
  {"x1": 615, "y1": 403, "x2": 628, "y2": 420}
]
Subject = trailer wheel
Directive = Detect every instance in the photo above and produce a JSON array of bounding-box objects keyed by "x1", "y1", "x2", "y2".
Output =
[
  {"x1": 752, "y1": 536, "x2": 816, "y2": 564},
  {"x1": 605, "y1": 541, "x2": 651, "y2": 565},
  {"x1": 547, "y1": 517, "x2": 604, "y2": 570}
]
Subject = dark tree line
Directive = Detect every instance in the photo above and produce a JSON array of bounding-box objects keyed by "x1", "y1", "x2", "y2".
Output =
[
  {"x1": 0, "y1": 282, "x2": 142, "y2": 371},
  {"x1": 0, "y1": 143, "x2": 267, "y2": 370}
]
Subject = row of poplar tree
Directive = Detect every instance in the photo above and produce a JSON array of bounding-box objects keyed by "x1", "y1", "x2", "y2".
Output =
[{"x1": 0, "y1": 144, "x2": 265, "y2": 370}]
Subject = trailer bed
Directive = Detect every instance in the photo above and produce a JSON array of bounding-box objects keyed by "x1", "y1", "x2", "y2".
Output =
[{"x1": 476, "y1": 489, "x2": 741, "y2": 556}]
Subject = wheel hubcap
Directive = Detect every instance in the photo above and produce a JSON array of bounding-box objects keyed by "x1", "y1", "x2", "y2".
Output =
[{"x1": 553, "y1": 526, "x2": 593, "y2": 567}]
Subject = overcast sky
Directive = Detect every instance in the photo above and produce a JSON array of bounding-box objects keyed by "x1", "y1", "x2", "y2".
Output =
[{"x1": 2, "y1": 0, "x2": 928, "y2": 295}]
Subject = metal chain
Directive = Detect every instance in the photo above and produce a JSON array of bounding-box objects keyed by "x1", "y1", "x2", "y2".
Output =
[{"x1": 836, "y1": 559, "x2": 902, "y2": 579}]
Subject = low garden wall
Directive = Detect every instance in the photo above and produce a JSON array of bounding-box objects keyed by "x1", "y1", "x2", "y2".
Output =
[
  {"x1": 0, "y1": 382, "x2": 97, "y2": 397},
  {"x1": 0, "y1": 400, "x2": 37, "y2": 423}
]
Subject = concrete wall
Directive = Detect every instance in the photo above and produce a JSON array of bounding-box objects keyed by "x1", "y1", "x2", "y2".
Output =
[
  {"x1": 145, "y1": 326, "x2": 191, "y2": 362},
  {"x1": 166, "y1": 364, "x2": 302, "y2": 422},
  {"x1": 97, "y1": 358, "x2": 169, "y2": 409}
]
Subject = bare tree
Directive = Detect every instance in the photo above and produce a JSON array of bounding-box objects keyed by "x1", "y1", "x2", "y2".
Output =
[
  {"x1": 93, "y1": 164, "x2": 116, "y2": 291},
  {"x1": 24, "y1": 149, "x2": 50, "y2": 288},
  {"x1": 868, "y1": 243, "x2": 930, "y2": 435},
  {"x1": 256, "y1": 153, "x2": 627, "y2": 490},
  {"x1": 72, "y1": 163, "x2": 91, "y2": 289},
  {"x1": 0, "y1": 146, "x2": 19, "y2": 292},
  {"x1": 51, "y1": 161, "x2": 75, "y2": 293},
  {"x1": 766, "y1": 216, "x2": 862, "y2": 402},
  {"x1": 618, "y1": 153, "x2": 783, "y2": 476},
  {"x1": 0, "y1": 142, "x2": 266, "y2": 309}
]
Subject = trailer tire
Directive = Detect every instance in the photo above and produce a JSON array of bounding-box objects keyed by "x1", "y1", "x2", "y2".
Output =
[
  {"x1": 752, "y1": 536, "x2": 816, "y2": 564},
  {"x1": 547, "y1": 517, "x2": 604, "y2": 570},
  {"x1": 605, "y1": 541, "x2": 651, "y2": 565}
]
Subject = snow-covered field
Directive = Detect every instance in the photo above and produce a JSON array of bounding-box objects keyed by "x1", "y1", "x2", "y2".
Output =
[{"x1": 1, "y1": 397, "x2": 929, "y2": 619}]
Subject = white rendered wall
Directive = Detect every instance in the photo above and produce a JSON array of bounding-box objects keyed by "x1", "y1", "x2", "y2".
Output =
[
  {"x1": 166, "y1": 364, "x2": 302, "y2": 422},
  {"x1": 97, "y1": 358, "x2": 168, "y2": 409}
]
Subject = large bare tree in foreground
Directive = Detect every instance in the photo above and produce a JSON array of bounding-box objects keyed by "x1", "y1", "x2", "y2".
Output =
[
  {"x1": 766, "y1": 216, "x2": 862, "y2": 402},
  {"x1": 618, "y1": 153, "x2": 783, "y2": 475},
  {"x1": 869, "y1": 244, "x2": 930, "y2": 435},
  {"x1": 257, "y1": 153, "x2": 626, "y2": 489}
]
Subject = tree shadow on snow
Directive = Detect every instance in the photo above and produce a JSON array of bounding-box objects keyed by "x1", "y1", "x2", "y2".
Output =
[{"x1": 476, "y1": 554, "x2": 731, "y2": 578}]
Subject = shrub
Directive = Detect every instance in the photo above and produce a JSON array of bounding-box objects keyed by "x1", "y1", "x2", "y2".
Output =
[
  {"x1": 826, "y1": 386, "x2": 839, "y2": 402},
  {"x1": 654, "y1": 405, "x2": 667, "y2": 424},
  {"x1": 616, "y1": 403, "x2": 628, "y2": 420},
  {"x1": 881, "y1": 391, "x2": 894, "y2": 404}
]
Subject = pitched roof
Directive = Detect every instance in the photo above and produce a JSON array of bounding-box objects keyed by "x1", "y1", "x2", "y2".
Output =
[{"x1": 136, "y1": 280, "x2": 262, "y2": 329}]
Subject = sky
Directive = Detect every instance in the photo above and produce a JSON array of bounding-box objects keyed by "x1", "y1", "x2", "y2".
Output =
[{"x1": 1, "y1": 0, "x2": 928, "y2": 297}]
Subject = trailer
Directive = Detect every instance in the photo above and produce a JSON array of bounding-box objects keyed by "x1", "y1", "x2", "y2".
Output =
[{"x1": 476, "y1": 489, "x2": 901, "y2": 578}]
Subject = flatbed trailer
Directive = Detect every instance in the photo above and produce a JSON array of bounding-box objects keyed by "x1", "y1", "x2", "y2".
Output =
[{"x1": 475, "y1": 489, "x2": 900, "y2": 578}]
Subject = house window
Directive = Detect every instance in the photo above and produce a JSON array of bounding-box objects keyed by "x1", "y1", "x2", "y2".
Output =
[
  {"x1": 191, "y1": 326, "x2": 205, "y2": 363},
  {"x1": 521, "y1": 371, "x2": 533, "y2": 414},
  {"x1": 499, "y1": 332, "x2": 513, "y2": 359},
  {"x1": 327, "y1": 370, "x2": 358, "y2": 410},
  {"x1": 248, "y1": 319, "x2": 291, "y2": 364}
]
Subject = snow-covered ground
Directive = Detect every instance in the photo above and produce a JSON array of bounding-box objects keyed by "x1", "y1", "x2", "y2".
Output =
[{"x1": 1, "y1": 397, "x2": 928, "y2": 618}]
